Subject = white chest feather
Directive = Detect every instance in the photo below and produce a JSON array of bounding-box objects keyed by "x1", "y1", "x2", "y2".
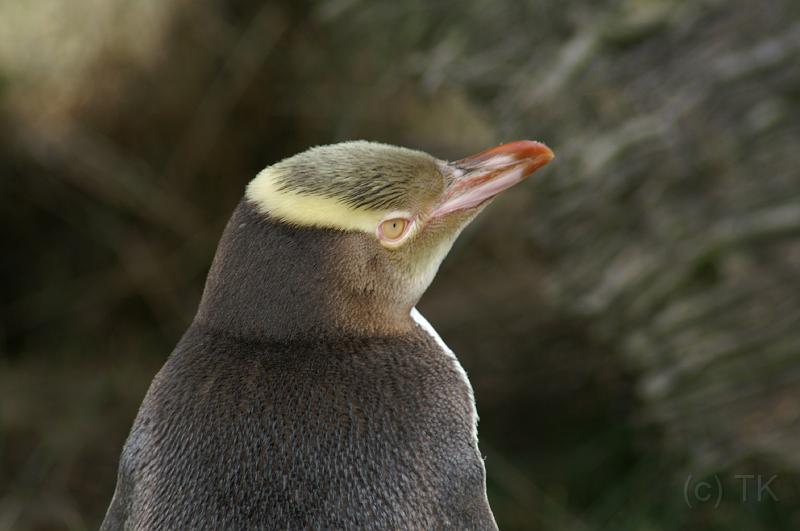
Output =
[{"x1": 410, "y1": 308, "x2": 479, "y2": 446}]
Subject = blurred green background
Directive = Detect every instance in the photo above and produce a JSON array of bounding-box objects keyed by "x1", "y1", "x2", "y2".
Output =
[{"x1": 2, "y1": 0, "x2": 800, "y2": 529}]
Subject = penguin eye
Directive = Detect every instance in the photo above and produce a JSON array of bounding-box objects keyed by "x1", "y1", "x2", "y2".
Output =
[
  {"x1": 380, "y1": 218, "x2": 407, "y2": 240},
  {"x1": 377, "y1": 217, "x2": 413, "y2": 248}
]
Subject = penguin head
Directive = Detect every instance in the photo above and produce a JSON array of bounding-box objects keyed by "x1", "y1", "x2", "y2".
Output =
[{"x1": 244, "y1": 140, "x2": 554, "y2": 328}]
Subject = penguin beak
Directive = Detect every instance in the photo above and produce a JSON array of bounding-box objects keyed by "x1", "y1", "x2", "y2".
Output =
[{"x1": 431, "y1": 140, "x2": 554, "y2": 218}]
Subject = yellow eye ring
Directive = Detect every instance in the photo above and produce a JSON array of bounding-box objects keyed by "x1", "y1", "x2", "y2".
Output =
[
  {"x1": 377, "y1": 217, "x2": 413, "y2": 248},
  {"x1": 381, "y1": 218, "x2": 407, "y2": 239}
]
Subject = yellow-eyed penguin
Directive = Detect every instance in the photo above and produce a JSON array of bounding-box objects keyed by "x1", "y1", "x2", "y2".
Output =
[{"x1": 101, "y1": 140, "x2": 554, "y2": 530}]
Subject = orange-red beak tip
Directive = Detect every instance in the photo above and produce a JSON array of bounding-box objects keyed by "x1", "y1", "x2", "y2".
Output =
[
  {"x1": 455, "y1": 140, "x2": 555, "y2": 168},
  {"x1": 433, "y1": 139, "x2": 555, "y2": 217}
]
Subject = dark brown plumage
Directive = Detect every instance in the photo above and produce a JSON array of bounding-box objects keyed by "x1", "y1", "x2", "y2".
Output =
[{"x1": 101, "y1": 140, "x2": 553, "y2": 530}]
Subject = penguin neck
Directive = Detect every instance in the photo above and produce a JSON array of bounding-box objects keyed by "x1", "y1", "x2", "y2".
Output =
[{"x1": 195, "y1": 200, "x2": 416, "y2": 342}]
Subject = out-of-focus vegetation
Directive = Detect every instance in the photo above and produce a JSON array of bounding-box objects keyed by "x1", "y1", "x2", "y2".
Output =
[{"x1": 2, "y1": 0, "x2": 799, "y2": 529}]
